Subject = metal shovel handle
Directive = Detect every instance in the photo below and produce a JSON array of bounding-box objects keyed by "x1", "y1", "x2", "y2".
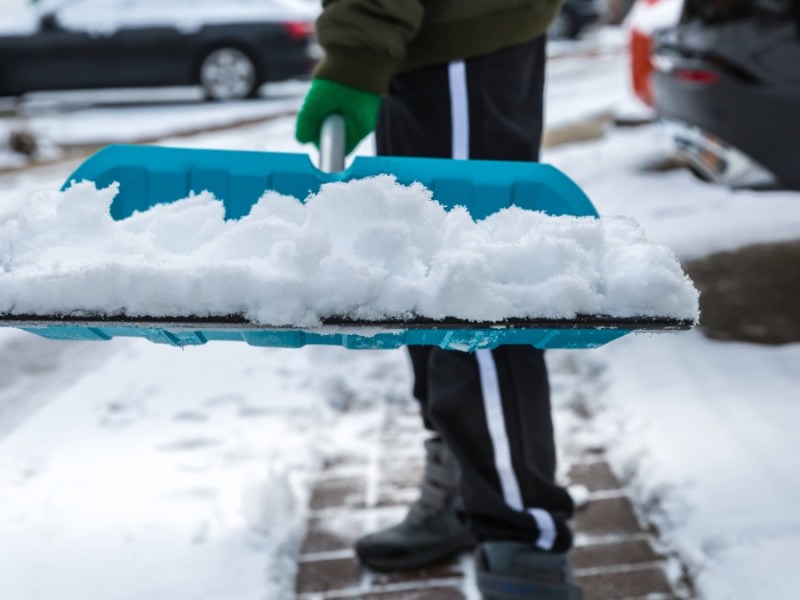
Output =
[{"x1": 319, "y1": 114, "x2": 346, "y2": 173}]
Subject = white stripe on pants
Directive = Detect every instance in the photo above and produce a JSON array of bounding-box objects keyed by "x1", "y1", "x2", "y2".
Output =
[
  {"x1": 475, "y1": 350, "x2": 557, "y2": 551},
  {"x1": 448, "y1": 61, "x2": 469, "y2": 160},
  {"x1": 449, "y1": 59, "x2": 556, "y2": 551}
]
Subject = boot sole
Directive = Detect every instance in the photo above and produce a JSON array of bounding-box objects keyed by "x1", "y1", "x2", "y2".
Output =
[{"x1": 357, "y1": 538, "x2": 478, "y2": 572}]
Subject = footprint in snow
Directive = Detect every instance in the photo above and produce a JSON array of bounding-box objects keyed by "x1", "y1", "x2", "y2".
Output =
[
  {"x1": 238, "y1": 405, "x2": 272, "y2": 418},
  {"x1": 172, "y1": 410, "x2": 209, "y2": 422},
  {"x1": 203, "y1": 392, "x2": 246, "y2": 408},
  {"x1": 99, "y1": 399, "x2": 145, "y2": 430},
  {"x1": 157, "y1": 437, "x2": 222, "y2": 452}
]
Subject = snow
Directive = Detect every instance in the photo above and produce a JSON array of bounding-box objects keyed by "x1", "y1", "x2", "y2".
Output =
[
  {"x1": 56, "y1": 0, "x2": 316, "y2": 37},
  {"x1": 558, "y1": 333, "x2": 800, "y2": 600},
  {"x1": 0, "y1": 175, "x2": 698, "y2": 323},
  {"x1": 1, "y1": 26, "x2": 800, "y2": 600},
  {"x1": 0, "y1": 10, "x2": 36, "y2": 34},
  {"x1": 2, "y1": 0, "x2": 317, "y2": 36},
  {"x1": 0, "y1": 334, "x2": 403, "y2": 599},
  {"x1": 626, "y1": 0, "x2": 684, "y2": 35},
  {"x1": 547, "y1": 125, "x2": 800, "y2": 261},
  {"x1": 546, "y1": 28, "x2": 653, "y2": 128},
  {"x1": 0, "y1": 0, "x2": 25, "y2": 13},
  {"x1": 17, "y1": 95, "x2": 304, "y2": 147}
]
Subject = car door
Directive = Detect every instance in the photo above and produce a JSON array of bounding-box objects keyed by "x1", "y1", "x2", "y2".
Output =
[
  {"x1": 6, "y1": 0, "x2": 197, "y2": 94},
  {"x1": 6, "y1": 0, "x2": 131, "y2": 93},
  {"x1": 92, "y1": 0, "x2": 203, "y2": 87}
]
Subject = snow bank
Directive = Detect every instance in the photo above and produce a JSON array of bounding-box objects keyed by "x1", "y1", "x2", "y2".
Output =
[
  {"x1": 568, "y1": 333, "x2": 800, "y2": 600},
  {"x1": 0, "y1": 175, "x2": 699, "y2": 324}
]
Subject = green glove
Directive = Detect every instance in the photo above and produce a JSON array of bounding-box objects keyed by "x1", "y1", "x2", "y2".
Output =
[{"x1": 295, "y1": 79, "x2": 382, "y2": 156}]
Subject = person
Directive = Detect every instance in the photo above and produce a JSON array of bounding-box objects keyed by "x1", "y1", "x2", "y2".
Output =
[{"x1": 295, "y1": 2, "x2": 581, "y2": 598}]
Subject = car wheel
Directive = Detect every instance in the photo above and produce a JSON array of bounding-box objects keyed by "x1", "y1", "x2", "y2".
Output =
[{"x1": 199, "y1": 47, "x2": 258, "y2": 101}]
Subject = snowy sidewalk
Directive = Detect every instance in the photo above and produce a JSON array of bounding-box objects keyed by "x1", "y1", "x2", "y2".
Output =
[
  {"x1": 1, "y1": 88, "x2": 305, "y2": 173},
  {"x1": 294, "y1": 388, "x2": 684, "y2": 600}
]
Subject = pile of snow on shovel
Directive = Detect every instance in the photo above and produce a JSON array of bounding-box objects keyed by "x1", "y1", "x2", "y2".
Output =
[{"x1": 0, "y1": 175, "x2": 699, "y2": 325}]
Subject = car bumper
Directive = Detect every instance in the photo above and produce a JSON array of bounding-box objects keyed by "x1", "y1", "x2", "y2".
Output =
[
  {"x1": 664, "y1": 120, "x2": 777, "y2": 189},
  {"x1": 652, "y1": 53, "x2": 800, "y2": 190}
]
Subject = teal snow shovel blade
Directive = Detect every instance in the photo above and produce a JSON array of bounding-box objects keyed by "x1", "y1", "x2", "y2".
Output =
[{"x1": 1, "y1": 116, "x2": 693, "y2": 350}]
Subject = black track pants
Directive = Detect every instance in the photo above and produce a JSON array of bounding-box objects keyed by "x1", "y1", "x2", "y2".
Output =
[{"x1": 375, "y1": 37, "x2": 575, "y2": 551}]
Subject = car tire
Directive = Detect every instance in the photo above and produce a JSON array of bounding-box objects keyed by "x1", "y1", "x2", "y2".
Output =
[{"x1": 199, "y1": 47, "x2": 259, "y2": 101}]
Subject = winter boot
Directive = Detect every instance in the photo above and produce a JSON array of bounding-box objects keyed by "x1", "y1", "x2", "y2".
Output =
[
  {"x1": 476, "y1": 541, "x2": 582, "y2": 599},
  {"x1": 355, "y1": 437, "x2": 478, "y2": 571}
]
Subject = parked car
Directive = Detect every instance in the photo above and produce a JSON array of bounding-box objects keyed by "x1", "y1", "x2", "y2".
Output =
[
  {"x1": 651, "y1": 0, "x2": 800, "y2": 189},
  {"x1": 549, "y1": 0, "x2": 606, "y2": 39},
  {"x1": 0, "y1": 0, "x2": 318, "y2": 101}
]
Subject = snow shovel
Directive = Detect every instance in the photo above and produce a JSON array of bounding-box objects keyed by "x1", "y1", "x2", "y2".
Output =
[{"x1": 0, "y1": 116, "x2": 694, "y2": 350}]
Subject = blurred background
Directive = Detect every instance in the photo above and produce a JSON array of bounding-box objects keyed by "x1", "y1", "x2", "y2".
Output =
[
  {"x1": 0, "y1": 1, "x2": 799, "y2": 600},
  {"x1": 2, "y1": 0, "x2": 798, "y2": 193}
]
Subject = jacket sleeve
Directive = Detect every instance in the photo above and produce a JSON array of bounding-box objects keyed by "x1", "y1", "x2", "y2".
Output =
[{"x1": 314, "y1": 0, "x2": 426, "y2": 95}]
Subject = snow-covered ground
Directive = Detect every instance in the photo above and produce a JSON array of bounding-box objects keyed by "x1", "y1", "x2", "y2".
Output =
[
  {"x1": 1, "y1": 28, "x2": 800, "y2": 600},
  {"x1": 0, "y1": 0, "x2": 25, "y2": 16},
  {"x1": 561, "y1": 333, "x2": 800, "y2": 600},
  {"x1": 542, "y1": 127, "x2": 800, "y2": 600},
  {"x1": 1, "y1": 83, "x2": 307, "y2": 160}
]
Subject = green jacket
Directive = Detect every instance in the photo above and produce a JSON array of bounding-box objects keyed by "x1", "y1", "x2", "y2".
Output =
[{"x1": 314, "y1": 0, "x2": 563, "y2": 94}]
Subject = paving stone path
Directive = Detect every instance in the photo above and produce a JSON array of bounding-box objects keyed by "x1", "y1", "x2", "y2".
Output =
[{"x1": 295, "y1": 397, "x2": 685, "y2": 600}]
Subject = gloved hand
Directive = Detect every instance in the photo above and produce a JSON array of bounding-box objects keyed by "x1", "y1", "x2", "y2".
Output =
[{"x1": 295, "y1": 79, "x2": 382, "y2": 156}]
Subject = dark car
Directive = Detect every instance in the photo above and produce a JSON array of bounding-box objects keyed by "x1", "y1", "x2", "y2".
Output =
[
  {"x1": 0, "y1": 0, "x2": 318, "y2": 101},
  {"x1": 651, "y1": 0, "x2": 800, "y2": 189},
  {"x1": 549, "y1": 0, "x2": 605, "y2": 39}
]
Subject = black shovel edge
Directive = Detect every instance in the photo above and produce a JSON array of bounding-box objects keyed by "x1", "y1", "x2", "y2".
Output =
[{"x1": 0, "y1": 313, "x2": 695, "y2": 331}]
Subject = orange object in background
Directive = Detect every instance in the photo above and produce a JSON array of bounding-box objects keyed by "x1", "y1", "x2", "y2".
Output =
[
  {"x1": 630, "y1": 27, "x2": 655, "y2": 107},
  {"x1": 626, "y1": 0, "x2": 684, "y2": 108}
]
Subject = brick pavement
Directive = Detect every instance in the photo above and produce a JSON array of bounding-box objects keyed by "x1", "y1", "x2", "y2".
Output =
[{"x1": 295, "y1": 398, "x2": 685, "y2": 600}]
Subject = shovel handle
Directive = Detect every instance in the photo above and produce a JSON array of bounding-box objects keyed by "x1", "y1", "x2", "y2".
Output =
[{"x1": 319, "y1": 114, "x2": 346, "y2": 173}]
